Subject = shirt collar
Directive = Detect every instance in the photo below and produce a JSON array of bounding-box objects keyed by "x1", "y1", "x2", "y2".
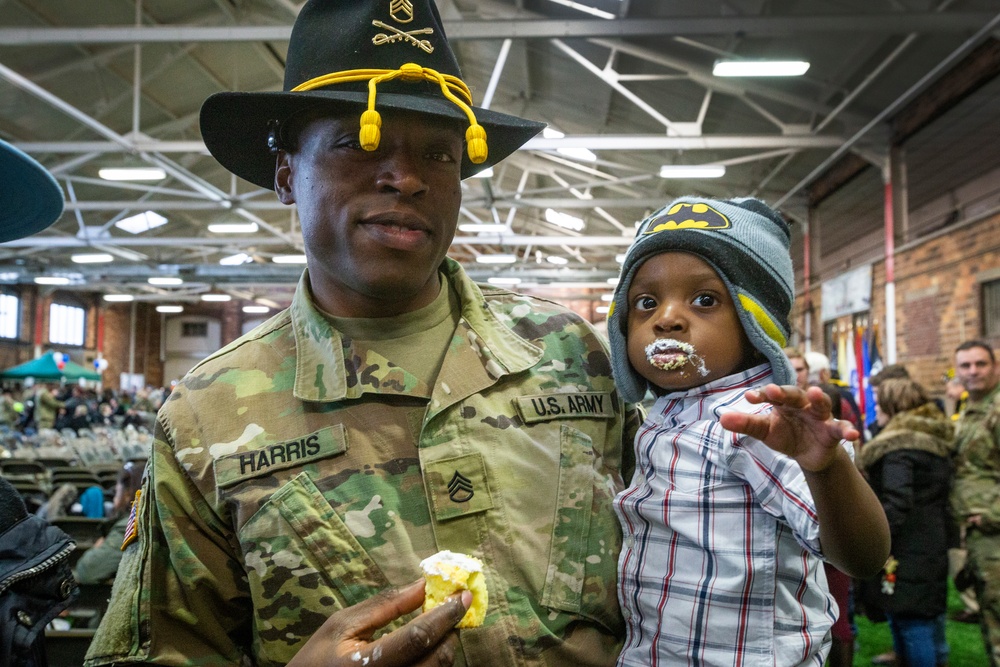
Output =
[
  {"x1": 657, "y1": 362, "x2": 773, "y2": 402},
  {"x1": 290, "y1": 259, "x2": 542, "y2": 402}
]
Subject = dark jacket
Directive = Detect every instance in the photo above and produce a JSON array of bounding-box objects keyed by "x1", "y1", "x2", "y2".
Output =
[
  {"x1": 0, "y1": 478, "x2": 79, "y2": 667},
  {"x1": 859, "y1": 403, "x2": 954, "y2": 618}
]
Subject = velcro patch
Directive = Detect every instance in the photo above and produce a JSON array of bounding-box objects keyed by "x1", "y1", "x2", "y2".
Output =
[
  {"x1": 425, "y1": 453, "x2": 494, "y2": 521},
  {"x1": 215, "y1": 424, "x2": 348, "y2": 488},
  {"x1": 514, "y1": 392, "x2": 614, "y2": 423}
]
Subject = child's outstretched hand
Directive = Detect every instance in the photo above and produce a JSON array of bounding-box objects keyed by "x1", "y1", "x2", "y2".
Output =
[{"x1": 718, "y1": 384, "x2": 859, "y2": 473}]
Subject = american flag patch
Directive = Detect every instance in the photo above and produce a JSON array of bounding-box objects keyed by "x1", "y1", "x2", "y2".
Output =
[{"x1": 121, "y1": 489, "x2": 141, "y2": 551}]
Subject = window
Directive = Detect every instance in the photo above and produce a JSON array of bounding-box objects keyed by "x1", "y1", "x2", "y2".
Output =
[
  {"x1": 984, "y1": 279, "x2": 1000, "y2": 337},
  {"x1": 0, "y1": 294, "x2": 18, "y2": 339},
  {"x1": 181, "y1": 321, "x2": 209, "y2": 338},
  {"x1": 49, "y1": 303, "x2": 85, "y2": 346}
]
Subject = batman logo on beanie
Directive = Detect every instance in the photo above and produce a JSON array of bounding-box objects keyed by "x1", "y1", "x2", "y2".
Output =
[{"x1": 645, "y1": 201, "x2": 731, "y2": 233}]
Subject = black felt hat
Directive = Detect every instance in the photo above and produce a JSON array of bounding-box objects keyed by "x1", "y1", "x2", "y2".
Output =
[{"x1": 200, "y1": 0, "x2": 544, "y2": 188}]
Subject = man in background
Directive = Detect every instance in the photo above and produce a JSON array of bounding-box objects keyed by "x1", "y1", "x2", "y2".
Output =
[{"x1": 951, "y1": 339, "x2": 1000, "y2": 664}]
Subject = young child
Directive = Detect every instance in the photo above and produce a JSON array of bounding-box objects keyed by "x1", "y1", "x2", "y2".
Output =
[{"x1": 607, "y1": 196, "x2": 889, "y2": 666}]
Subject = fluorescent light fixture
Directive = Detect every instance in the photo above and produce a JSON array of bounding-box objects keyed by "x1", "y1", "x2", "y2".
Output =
[
  {"x1": 545, "y1": 0, "x2": 615, "y2": 19},
  {"x1": 615, "y1": 253, "x2": 627, "y2": 263},
  {"x1": 34, "y1": 276, "x2": 70, "y2": 285},
  {"x1": 544, "y1": 208, "x2": 585, "y2": 231},
  {"x1": 103, "y1": 294, "x2": 134, "y2": 302},
  {"x1": 659, "y1": 164, "x2": 726, "y2": 179},
  {"x1": 98, "y1": 167, "x2": 166, "y2": 181},
  {"x1": 219, "y1": 253, "x2": 253, "y2": 266},
  {"x1": 487, "y1": 277, "x2": 522, "y2": 286},
  {"x1": 200, "y1": 294, "x2": 232, "y2": 302},
  {"x1": 476, "y1": 254, "x2": 517, "y2": 264},
  {"x1": 156, "y1": 305, "x2": 184, "y2": 314},
  {"x1": 607, "y1": 277, "x2": 619, "y2": 286},
  {"x1": 459, "y1": 223, "x2": 507, "y2": 233},
  {"x1": 0, "y1": 272, "x2": 19, "y2": 281},
  {"x1": 601, "y1": 293, "x2": 614, "y2": 301},
  {"x1": 272, "y1": 254, "x2": 308, "y2": 264},
  {"x1": 557, "y1": 146, "x2": 597, "y2": 161},
  {"x1": 596, "y1": 305, "x2": 610, "y2": 314},
  {"x1": 472, "y1": 167, "x2": 494, "y2": 179},
  {"x1": 546, "y1": 255, "x2": 569, "y2": 265},
  {"x1": 713, "y1": 60, "x2": 810, "y2": 77},
  {"x1": 148, "y1": 276, "x2": 183, "y2": 286},
  {"x1": 208, "y1": 222, "x2": 259, "y2": 234},
  {"x1": 71, "y1": 253, "x2": 114, "y2": 264},
  {"x1": 243, "y1": 305, "x2": 270, "y2": 314},
  {"x1": 543, "y1": 127, "x2": 565, "y2": 139},
  {"x1": 115, "y1": 211, "x2": 168, "y2": 234}
]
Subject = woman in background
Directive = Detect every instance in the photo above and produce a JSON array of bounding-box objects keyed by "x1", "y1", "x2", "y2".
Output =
[
  {"x1": 860, "y1": 379, "x2": 954, "y2": 667},
  {"x1": 74, "y1": 459, "x2": 146, "y2": 585}
]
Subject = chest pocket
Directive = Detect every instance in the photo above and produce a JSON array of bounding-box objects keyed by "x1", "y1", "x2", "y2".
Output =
[{"x1": 238, "y1": 473, "x2": 392, "y2": 664}]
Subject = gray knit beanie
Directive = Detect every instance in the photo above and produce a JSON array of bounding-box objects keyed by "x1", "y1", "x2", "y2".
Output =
[{"x1": 608, "y1": 196, "x2": 795, "y2": 403}]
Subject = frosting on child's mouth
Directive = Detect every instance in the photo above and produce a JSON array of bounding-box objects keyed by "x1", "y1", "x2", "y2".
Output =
[{"x1": 645, "y1": 338, "x2": 710, "y2": 376}]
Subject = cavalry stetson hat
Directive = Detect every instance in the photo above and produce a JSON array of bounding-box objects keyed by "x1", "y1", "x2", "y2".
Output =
[{"x1": 201, "y1": 0, "x2": 545, "y2": 188}]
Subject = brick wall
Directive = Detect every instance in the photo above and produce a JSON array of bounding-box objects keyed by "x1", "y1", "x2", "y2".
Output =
[{"x1": 793, "y1": 209, "x2": 1000, "y2": 396}]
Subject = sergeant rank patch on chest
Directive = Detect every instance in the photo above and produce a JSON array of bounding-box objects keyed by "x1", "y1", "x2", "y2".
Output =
[{"x1": 513, "y1": 392, "x2": 614, "y2": 423}]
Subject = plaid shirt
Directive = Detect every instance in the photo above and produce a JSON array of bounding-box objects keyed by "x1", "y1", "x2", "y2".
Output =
[{"x1": 614, "y1": 365, "x2": 840, "y2": 666}]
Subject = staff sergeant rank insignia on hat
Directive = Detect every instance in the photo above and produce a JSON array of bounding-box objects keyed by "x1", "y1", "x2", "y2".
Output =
[
  {"x1": 390, "y1": 0, "x2": 414, "y2": 23},
  {"x1": 645, "y1": 201, "x2": 732, "y2": 232}
]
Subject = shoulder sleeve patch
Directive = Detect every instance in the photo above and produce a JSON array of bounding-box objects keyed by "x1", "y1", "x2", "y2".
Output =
[{"x1": 214, "y1": 424, "x2": 348, "y2": 488}]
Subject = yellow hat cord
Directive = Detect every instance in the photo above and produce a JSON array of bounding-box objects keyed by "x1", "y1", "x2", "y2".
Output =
[{"x1": 291, "y1": 63, "x2": 488, "y2": 164}]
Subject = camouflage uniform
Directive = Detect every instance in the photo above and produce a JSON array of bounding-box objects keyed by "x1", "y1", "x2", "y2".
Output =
[
  {"x1": 33, "y1": 386, "x2": 63, "y2": 430},
  {"x1": 85, "y1": 258, "x2": 639, "y2": 667},
  {"x1": 951, "y1": 381, "x2": 1000, "y2": 666}
]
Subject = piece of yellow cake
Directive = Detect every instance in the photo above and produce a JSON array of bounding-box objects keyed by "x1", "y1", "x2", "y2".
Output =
[{"x1": 420, "y1": 550, "x2": 488, "y2": 628}]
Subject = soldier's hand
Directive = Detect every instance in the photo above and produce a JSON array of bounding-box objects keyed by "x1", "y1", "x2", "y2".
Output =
[{"x1": 287, "y1": 579, "x2": 471, "y2": 667}]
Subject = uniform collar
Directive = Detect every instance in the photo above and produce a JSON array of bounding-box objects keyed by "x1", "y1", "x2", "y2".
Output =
[{"x1": 290, "y1": 259, "x2": 542, "y2": 402}]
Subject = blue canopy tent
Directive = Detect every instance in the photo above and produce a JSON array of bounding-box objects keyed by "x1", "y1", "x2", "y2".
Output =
[{"x1": 0, "y1": 351, "x2": 100, "y2": 382}]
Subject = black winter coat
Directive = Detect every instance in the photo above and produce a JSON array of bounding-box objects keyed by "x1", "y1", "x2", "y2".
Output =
[
  {"x1": 859, "y1": 404, "x2": 954, "y2": 619},
  {"x1": 0, "y1": 477, "x2": 79, "y2": 667}
]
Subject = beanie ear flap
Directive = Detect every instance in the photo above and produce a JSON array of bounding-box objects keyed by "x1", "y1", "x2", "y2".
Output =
[{"x1": 732, "y1": 286, "x2": 796, "y2": 387}]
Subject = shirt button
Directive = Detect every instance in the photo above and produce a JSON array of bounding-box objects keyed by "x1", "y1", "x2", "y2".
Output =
[
  {"x1": 17, "y1": 610, "x2": 32, "y2": 627},
  {"x1": 624, "y1": 536, "x2": 635, "y2": 548}
]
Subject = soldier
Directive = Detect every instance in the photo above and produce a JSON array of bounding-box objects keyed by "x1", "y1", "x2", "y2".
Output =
[
  {"x1": 84, "y1": 2, "x2": 638, "y2": 666},
  {"x1": 951, "y1": 339, "x2": 1000, "y2": 665},
  {"x1": 32, "y1": 381, "x2": 64, "y2": 431}
]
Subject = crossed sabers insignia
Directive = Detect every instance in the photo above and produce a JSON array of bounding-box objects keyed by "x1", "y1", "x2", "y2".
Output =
[
  {"x1": 371, "y1": 20, "x2": 435, "y2": 53},
  {"x1": 448, "y1": 470, "x2": 475, "y2": 503}
]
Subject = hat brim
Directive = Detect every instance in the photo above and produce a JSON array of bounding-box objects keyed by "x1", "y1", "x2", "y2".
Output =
[
  {"x1": 200, "y1": 90, "x2": 544, "y2": 189},
  {"x1": 0, "y1": 141, "x2": 64, "y2": 243}
]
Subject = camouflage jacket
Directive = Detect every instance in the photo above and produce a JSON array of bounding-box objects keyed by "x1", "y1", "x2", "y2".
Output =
[
  {"x1": 85, "y1": 259, "x2": 639, "y2": 667},
  {"x1": 951, "y1": 382, "x2": 1000, "y2": 532}
]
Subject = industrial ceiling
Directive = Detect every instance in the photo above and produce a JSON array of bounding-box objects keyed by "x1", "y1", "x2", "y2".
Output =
[{"x1": 1, "y1": 0, "x2": 999, "y2": 310}]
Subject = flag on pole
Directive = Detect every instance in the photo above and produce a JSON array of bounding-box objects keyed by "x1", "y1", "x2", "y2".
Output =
[
  {"x1": 869, "y1": 323, "x2": 884, "y2": 380},
  {"x1": 853, "y1": 325, "x2": 866, "y2": 419},
  {"x1": 845, "y1": 327, "x2": 858, "y2": 401},
  {"x1": 862, "y1": 326, "x2": 875, "y2": 426},
  {"x1": 838, "y1": 328, "x2": 849, "y2": 384}
]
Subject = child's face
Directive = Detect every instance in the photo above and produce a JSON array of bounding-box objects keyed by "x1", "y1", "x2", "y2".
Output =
[{"x1": 626, "y1": 251, "x2": 755, "y2": 393}]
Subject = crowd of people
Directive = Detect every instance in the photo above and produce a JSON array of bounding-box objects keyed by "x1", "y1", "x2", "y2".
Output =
[
  {"x1": 2, "y1": 1, "x2": 1000, "y2": 667},
  {"x1": 782, "y1": 341, "x2": 1000, "y2": 667},
  {"x1": 0, "y1": 383, "x2": 171, "y2": 436}
]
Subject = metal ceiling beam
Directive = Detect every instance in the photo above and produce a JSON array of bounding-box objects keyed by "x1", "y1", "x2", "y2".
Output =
[
  {"x1": 0, "y1": 235, "x2": 633, "y2": 249},
  {"x1": 54, "y1": 196, "x2": 681, "y2": 212},
  {"x1": 775, "y1": 10, "x2": 1000, "y2": 208},
  {"x1": 0, "y1": 14, "x2": 993, "y2": 45},
  {"x1": 14, "y1": 134, "x2": 843, "y2": 156}
]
